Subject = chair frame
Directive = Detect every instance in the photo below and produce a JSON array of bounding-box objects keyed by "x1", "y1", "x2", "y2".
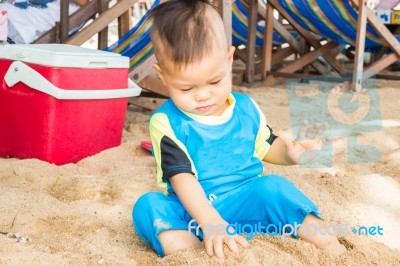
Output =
[
  {"x1": 351, "y1": 0, "x2": 400, "y2": 90},
  {"x1": 258, "y1": 0, "x2": 400, "y2": 90},
  {"x1": 239, "y1": 0, "x2": 340, "y2": 84}
]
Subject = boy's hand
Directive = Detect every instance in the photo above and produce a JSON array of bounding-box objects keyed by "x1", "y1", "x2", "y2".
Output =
[
  {"x1": 284, "y1": 120, "x2": 329, "y2": 165},
  {"x1": 202, "y1": 221, "x2": 249, "y2": 261}
]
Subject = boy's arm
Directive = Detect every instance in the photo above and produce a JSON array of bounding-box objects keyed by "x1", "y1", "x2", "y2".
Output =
[
  {"x1": 251, "y1": 97, "x2": 327, "y2": 165},
  {"x1": 263, "y1": 120, "x2": 328, "y2": 165},
  {"x1": 170, "y1": 173, "x2": 224, "y2": 227},
  {"x1": 263, "y1": 137, "x2": 296, "y2": 165},
  {"x1": 251, "y1": 98, "x2": 296, "y2": 165},
  {"x1": 170, "y1": 173, "x2": 249, "y2": 260}
]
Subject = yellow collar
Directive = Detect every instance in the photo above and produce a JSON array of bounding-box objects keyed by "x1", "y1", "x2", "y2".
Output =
[{"x1": 182, "y1": 94, "x2": 235, "y2": 125}]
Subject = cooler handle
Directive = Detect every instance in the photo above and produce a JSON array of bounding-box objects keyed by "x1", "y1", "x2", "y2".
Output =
[{"x1": 4, "y1": 61, "x2": 141, "y2": 99}]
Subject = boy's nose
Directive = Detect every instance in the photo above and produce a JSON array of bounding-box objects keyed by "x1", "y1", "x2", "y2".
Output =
[{"x1": 195, "y1": 87, "x2": 211, "y2": 102}]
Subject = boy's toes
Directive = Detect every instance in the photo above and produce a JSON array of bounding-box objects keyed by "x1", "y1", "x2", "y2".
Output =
[{"x1": 326, "y1": 242, "x2": 347, "y2": 256}]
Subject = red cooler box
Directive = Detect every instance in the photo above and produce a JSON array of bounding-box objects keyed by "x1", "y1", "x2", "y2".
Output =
[{"x1": 0, "y1": 44, "x2": 141, "y2": 165}]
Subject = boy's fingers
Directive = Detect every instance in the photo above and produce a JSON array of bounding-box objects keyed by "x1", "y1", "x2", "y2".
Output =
[
  {"x1": 315, "y1": 123, "x2": 330, "y2": 141},
  {"x1": 235, "y1": 235, "x2": 250, "y2": 248},
  {"x1": 213, "y1": 238, "x2": 225, "y2": 260},
  {"x1": 204, "y1": 239, "x2": 214, "y2": 258},
  {"x1": 323, "y1": 136, "x2": 332, "y2": 143},
  {"x1": 315, "y1": 124, "x2": 326, "y2": 139},
  {"x1": 297, "y1": 120, "x2": 309, "y2": 139},
  {"x1": 225, "y1": 237, "x2": 240, "y2": 256},
  {"x1": 306, "y1": 123, "x2": 319, "y2": 139}
]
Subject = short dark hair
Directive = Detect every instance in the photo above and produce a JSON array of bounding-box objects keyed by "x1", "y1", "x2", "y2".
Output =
[{"x1": 149, "y1": 0, "x2": 224, "y2": 70}]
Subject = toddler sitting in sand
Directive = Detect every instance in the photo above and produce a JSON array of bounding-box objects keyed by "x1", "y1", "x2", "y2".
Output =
[{"x1": 133, "y1": 0, "x2": 346, "y2": 260}]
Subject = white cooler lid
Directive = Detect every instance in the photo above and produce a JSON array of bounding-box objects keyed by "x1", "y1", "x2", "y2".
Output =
[{"x1": 0, "y1": 44, "x2": 129, "y2": 69}]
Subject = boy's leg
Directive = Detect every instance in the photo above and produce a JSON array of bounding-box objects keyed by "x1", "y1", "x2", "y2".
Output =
[
  {"x1": 158, "y1": 230, "x2": 200, "y2": 255},
  {"x1": 213, "y1": 174, "x2": 319, "y2": 229},
  {"x1": 212, "y1": 174, "x2": 345, "y2": 254},
  {"x1": 133, "y1": 192, "x2": 199, "y2": 256},
  {"x1": 298, "y1": 214, "x2": 346, "y2": 256}
]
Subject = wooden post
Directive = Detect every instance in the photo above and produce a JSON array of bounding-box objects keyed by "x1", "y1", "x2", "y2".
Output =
[
  {"x1": 60, "y1": 0, "x2": 69, "y2": 43},
  {"x1": 245, "y1": 0, "x2": 258, "y2": 83},
  {"x1": 351, "y1": 0, "x2": 400, "y2": 57},
  {"x1": 351, "y1": 0, "x2": 400, "y2": 83},
  {"x1": 97, "y1": 0, "x2": 109, "y2": 49},
  {"x1": 118, "y1": 0, "x2": 132, "y2": 37},
  {"x1": 262, "y1": 0, "x2": 274, "y2": 80},
  {"x1": 353, "y1": 0, "x2": 368, "y2": 92}
]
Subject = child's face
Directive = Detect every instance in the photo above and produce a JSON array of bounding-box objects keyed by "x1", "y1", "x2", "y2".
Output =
[{"x1": 156, "y1": 46, "x2": 235, "y2": 116}]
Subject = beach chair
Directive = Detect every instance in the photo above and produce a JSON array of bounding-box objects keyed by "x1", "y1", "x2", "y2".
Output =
[
  {"x1": 233, "y1": 0, "x2": 341, "y2": 83},
  {"x1": 232, "y1": 0, "x2": 298, "y2": 83},
  {"x1": 105, "y1": 0, "x2": 155, "y2": 72},
  {"x1": 262, "y1": 0, "x2": 400, "y2": 90},
  {"x1": 232, "y1": 0, "x2": 294, "y2": 47},
  {"x1": 104, "y1": 0, "x2": 168, "y2": 108}
]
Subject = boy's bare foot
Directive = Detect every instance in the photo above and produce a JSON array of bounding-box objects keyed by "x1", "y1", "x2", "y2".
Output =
[
  {"x1": 298, "y1": 214, "x2": 347, "y2": 256},
  {"x1": 320, "y1": 237, "x2": 347, "y2": 256}
]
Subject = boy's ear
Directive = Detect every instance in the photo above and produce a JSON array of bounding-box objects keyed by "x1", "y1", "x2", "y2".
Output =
[
  {"x1": 227, "y1": 46, "x2": 236, "y2": 66},
  {"x1": 153, "y1": 63, "x2": 166, "y2": 86}
]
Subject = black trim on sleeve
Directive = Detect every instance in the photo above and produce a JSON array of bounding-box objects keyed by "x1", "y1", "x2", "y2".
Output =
[
  {"x1": 266, "y1": 125, "x2": 278, "y2": 145},
  {"x1": 160, "y1": 136, "x2": 194, "y2": 181}
]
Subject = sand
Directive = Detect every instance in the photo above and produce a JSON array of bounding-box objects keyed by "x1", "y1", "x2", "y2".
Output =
[{"x1": 0, "y1": 79, "x2": 399, "y2": 265}]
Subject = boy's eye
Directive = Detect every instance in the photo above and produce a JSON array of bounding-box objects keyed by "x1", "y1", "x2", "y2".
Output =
[
  {"x1": 180, "y1": 88, "x2": 193, "y2": 92},
  {"x1": 210, "y1": 80, "x2": 221, "y2": 85}
]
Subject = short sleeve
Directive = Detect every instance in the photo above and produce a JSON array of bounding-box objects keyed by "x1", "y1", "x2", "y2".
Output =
[
  {"x1": 250, "y1": 99, "x2": 277, "y2": 160},
  {"x1": 149, "y1": 113, "x2": 196, "y2": 188}
]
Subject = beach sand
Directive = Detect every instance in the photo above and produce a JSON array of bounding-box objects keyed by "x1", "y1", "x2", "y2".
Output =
[{"x1": 0, "y1": 79, "x2": 399, "y2": 265}]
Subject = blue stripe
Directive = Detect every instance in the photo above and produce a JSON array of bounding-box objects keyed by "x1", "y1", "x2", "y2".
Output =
[{"x1": 276, "y1": 0, "x2": 399, "y2": 48}]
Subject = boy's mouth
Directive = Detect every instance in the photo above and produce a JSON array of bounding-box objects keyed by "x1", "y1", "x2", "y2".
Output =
[{"x1": 196, "y1": 105, "x2": 213, "y2": 111}]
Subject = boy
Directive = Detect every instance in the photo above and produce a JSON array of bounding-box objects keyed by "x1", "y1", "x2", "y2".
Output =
[{"x1": 133, "y1": 0, "x2": 346, "y2": 260}]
